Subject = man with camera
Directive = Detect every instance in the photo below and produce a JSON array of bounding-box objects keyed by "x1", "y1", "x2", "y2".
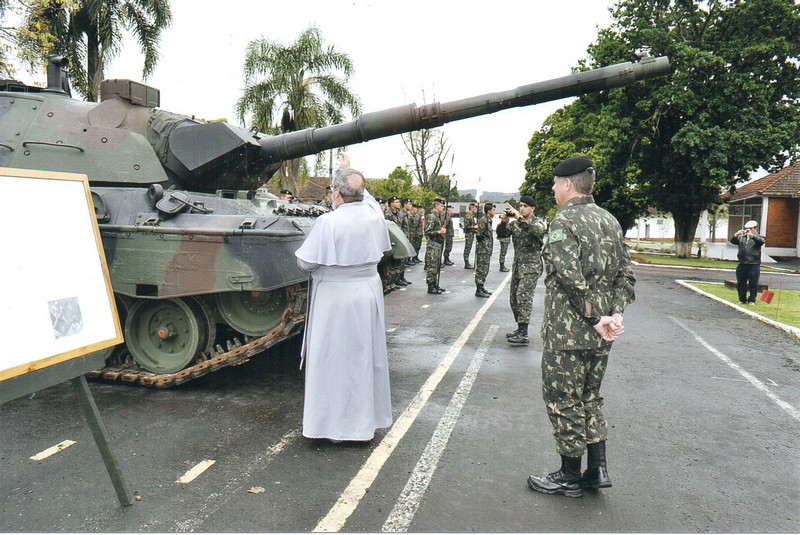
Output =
[
  {"x1": 496, "y1": 196, "x2": 548, "y2": 345},
  {"x1": 730, "y1": 220, "x2": 766, "y2": 304}
]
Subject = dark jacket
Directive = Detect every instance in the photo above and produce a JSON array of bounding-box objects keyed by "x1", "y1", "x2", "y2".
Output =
[{"x1": 730, "y1": 232, "x2": 765, "y2": 264}]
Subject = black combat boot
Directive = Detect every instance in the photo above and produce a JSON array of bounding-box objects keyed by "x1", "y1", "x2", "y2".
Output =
[
  {"x1": 464, "y1": 261, "x2": 474, "y2": 269},
  {"x1": 427, "y1": 285, "x2": 442, "y2": 295},
  {"x1": 508, "y1": 323, "x2": 529, "y2": 345},
  {"x1": 499, "y1": 263, "x2": 509, "y2": 272},
  {"x1": 505, "y1": 327, "x2": 520, "y2": 338},
  {"x1": 475, "y1": 285, "x2": 491, "y2": 298},
  {"x1": 528, "y1": 455, "x2": 584, "y2": 498},
  {"x1": 582, "y1": 441, "x2": 612, "y2": 489},
  {"x1": 436, "y1": 285, "x2": 446, "y2": 292},
  {"x1": 443, "y1": 257, "x2": 455, "y2": 266}
]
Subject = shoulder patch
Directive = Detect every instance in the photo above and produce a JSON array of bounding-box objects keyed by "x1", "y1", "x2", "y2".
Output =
[{"x1": 548, "y1": 228, "x2": 564, "y2": 243}]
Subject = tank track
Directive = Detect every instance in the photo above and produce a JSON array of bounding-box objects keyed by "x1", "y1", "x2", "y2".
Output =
[{"x1": 86, "y1": 286, "x2": 307, "y2": 388}]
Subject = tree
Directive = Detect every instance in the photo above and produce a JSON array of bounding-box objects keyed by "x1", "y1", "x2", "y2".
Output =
[
  {"x1": 401, "y1": 127, "x2": 451, "y2": 188},
  {"x1": 235, "y1": 26, "x2": 361, "y2": 194},
  {"x1": 524, "y1": 0, "x2": 800, "y2": 257},
  {"x1": 19, "y1": 0, "x2": 172, "y2": 101}
]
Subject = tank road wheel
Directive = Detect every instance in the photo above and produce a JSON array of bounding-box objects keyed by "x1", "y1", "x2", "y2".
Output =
[
  {"x1": 216, "y1": 289, "x2": 288, "y2": 337},
  {"x1": 125, "y1": 298, "x2": 205, "y2": 374},
  {"x1": 185, "y1": 296, "x2": 216, "y2": 357}
]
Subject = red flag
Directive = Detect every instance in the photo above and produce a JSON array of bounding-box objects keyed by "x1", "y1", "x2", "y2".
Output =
[{"x1": 760, "y1": 289, "x2": 775, "y2": 304}]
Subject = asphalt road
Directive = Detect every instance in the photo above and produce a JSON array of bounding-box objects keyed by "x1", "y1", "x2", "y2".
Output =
[{"x1": 2, "y1": 242, "x2": 799, "y2": 533}]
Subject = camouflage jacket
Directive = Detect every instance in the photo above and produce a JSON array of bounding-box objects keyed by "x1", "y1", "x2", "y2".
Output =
[
  {"x1": 407, "y1": 211, "x2": 422, "y2": 238},
  {"x1": 475, "y1": 214, "x2": 494, "y2": 255},
  {"x1": 502, "y1": 215, "x2": 548, "y2": 276},
  {"x1": 461, "y1": 212, "x2": 478, "y2": 234},
  {"x1": 385, "y1": 207, "x2": 405, "y2": 229},
  {"x1": 541, "y1": 195, "x2": 635, "y2": 350},
  {"x1": 425, "y1": 211, "x2": 446, "y2": 243}
]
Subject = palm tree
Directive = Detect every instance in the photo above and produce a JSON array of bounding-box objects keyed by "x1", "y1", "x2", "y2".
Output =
[
  {"x1": 22, "y1": 0, "x2": 172, "y2": 101},
  {"x1": 235, "y1": 25, "x2": 361, "y2": 193}
]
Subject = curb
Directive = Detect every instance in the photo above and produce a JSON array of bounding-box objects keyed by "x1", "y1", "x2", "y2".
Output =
[{"x1": 676, "y1": 279, "x2": 800, "y2": 342}]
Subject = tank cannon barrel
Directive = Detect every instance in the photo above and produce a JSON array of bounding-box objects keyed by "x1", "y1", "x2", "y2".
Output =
[{"x1": 258, "y1": 55, "x2": 669, "y2": 164}]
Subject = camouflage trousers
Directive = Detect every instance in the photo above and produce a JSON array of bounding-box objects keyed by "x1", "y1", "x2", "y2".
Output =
[
  {"x1": 425, "y1": 239, "x2": 444, "y2": 287},
  {"x1": 463, "y1": 233, "x2": 475, "y2": 263},
  {"x1": 498, "y1": 238, "x2": 510, "y2": 266},
  {"x1": 474, "y1": 250, "x2": 491, "y2": 286},
  {"x1": 541, "y1": 347, "x2": 610, "y2": 457},
  {"x1": 509, "y1": 269, "x2": 541, "y2": 324}
]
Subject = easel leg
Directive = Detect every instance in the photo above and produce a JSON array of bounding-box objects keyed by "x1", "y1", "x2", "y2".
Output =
[{"x1": 71, "y1": 375, "x2": 133, "y2": 506}]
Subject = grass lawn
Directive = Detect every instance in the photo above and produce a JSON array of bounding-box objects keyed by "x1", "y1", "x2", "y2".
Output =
[
  {"x1": 685, "y1": 281, "x2": 800, "y2": 329},
  {"x1": 630, "y1": 252, "x2": 786, "y2": 273}
]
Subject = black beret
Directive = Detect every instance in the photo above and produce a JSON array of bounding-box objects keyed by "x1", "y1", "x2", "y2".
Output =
[
  {"x1": 432, "y1": 197, "x2": 445, "y2": 205},
  {"x1": 553, "y1": 156, "x2": 593, "y2": 177},
  {"x1": 376, "y1": 197, "x2": 384, "y2": 203},
  {"x1": 388, "y1": 196, "x2": 399, "y2": 203},
  {"x1": 401, "y1": 198, "x2": 411, "y2": 203},
  {"x1": 519, "y1": 195, "x2": 536, "y2": 207}
]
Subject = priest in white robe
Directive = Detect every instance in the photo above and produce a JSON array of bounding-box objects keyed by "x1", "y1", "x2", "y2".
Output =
[{"x1": 294, "y1": 166, "x2": 393, "y2": 441}]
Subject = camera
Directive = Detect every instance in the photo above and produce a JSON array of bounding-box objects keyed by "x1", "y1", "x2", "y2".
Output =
[{"x1": 503, "y1": 208, "x2": 514, "y2": 217}]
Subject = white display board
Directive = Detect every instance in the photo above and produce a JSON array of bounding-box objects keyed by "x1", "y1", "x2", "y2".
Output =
[{"x1": 0, "y1": 168, "x2": 122, "y2": 382}]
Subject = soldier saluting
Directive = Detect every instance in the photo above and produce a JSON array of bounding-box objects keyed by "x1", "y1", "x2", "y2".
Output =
[{"x1": 527, "y1": 156, "x2": 635, "y2": 498}]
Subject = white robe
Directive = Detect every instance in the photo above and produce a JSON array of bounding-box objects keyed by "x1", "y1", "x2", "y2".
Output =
[{"x1": 295, "y1": 190, "x2": 393, "y2": 440}]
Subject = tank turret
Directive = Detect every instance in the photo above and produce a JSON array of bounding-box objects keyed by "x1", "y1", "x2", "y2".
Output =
[{"x1": 0, "y1": 55, "x2": 669, "y2": 387}]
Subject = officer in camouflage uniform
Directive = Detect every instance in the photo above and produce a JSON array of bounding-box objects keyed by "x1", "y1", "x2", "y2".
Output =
[
  {"x1": 461, "y1": 202, "x2": 478, "y2": 269},
  {"x1": 425, "y1": 198, "x2": 447, "y2": 294},
  {"x1": 527, "y1": 156, "x2": 635, "y2": 499},
  {"x1": 474, "y1": 202, "x2": 496, "y2": 297},
  {"x1": 496, "y1": 195, "x2": 547, "y2": 345}
]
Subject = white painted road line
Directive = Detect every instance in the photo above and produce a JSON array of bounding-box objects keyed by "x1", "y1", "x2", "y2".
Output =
[
  {"x1": 30, "y1": 440, "x2": 76, "y2": 461},
  {"x1": 382, "y1": 325, "x2": 499, "y2": 533},
  {"x1": 312, "y1": 274, "x2": 511, "y2": 532},
  {"x1": 176, "y1": 459, "x2": 216, "y2": 484},
  {"x1": 671, "y1": 316, "x2": 800, "y2": 423},
  {"x1": 172, "y1": 429, "x2": 301, "y2": 532}
]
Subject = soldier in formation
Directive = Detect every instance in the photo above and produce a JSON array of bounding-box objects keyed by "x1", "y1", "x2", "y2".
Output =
[
  {"x1": 497, "y1": 219, "x2": 511, "y2": 272},
  {"x1": 461, "y1": 202, "x2": 478, "y2": 269},
  {"x1": 496, "y1": 196, "x2": 547, "y2": 345},
  {"x1": 474, "y1": 202, "x2": 496, "y2": 297},
  {"x1": 411, "y1": 204, "x2": 424, "y2": 264},
  {"x1": 527, "y1": 156, "x2": 635, "y2": 499},
  {"x1": 384, "y1": 196, "x2": 412, "y2": 288},
  {"x1": 442, "y1": 204, "x2": 455, "y2": 266},
  {"x1": 424, "y1": 198, "x2": 448, "y2": 294}
]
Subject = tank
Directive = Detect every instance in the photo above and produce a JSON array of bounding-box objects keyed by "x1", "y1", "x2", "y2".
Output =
[{"x1": 0, "y1": 54, "x2": 669, "y2": 387}]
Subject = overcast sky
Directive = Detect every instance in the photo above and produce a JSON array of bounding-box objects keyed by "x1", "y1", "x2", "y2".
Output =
[{"x1": 101, "y1": 0, "x2": 618, "y2": 193}]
